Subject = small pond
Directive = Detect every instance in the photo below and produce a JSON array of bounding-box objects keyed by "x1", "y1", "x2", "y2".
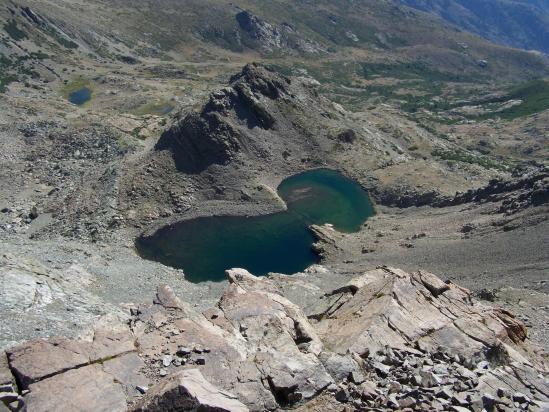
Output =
[
  {"x1": 136, "y1": 169, "x2": 374, "y2": 282},
  {"x1": 68, "y1": 87, "x2": 92, "y2": 105}
]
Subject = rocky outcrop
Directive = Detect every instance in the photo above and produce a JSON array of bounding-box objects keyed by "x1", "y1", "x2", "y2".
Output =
[
  {"x1": 235, "y1": 10, "x2": 324, "y2": 55},
  {"x1": 155, "y1": 62, "x2": 346, "y2": 175},
  {"x1": 372, "y1": 185, "x2": 446, "y2": 208},
  {"x1": 156, "y1": 110, "x2": 245, "y2": 173},
  {"x1": 131, "y1": 268, "x2": 332, "y2": 410},
  {"x1": 156, "y1": 64, "x2": 294, "y2": 173},
  {"x1": 2, "y1": 321, "x2": 146, "y2": 412},
  {"x1": 311, "y1": 267, "x2": 548, "y2": 409},
  {"x1": 374, "y1": 166, "x2": 548, "y2": 211},
  {"x1": 235, "y1": 11, "x2": 284, "y2": 53},
  {"x1": 448, "y1": 167, "x2": 549, "y2": 213},
  {"x1": 1, "y1": 267, "x2": 547, "y2": 411},
  {"x1": 132, "y1": 369, "x2": 248, "y2": 412}
]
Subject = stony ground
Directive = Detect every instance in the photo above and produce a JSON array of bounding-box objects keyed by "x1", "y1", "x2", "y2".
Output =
[
  {"x1": 0, "y1": 64, "x2": 547, "y2": 354},
  {"x1": 1, "y1": 268, "x2": 548, "y2": 411},
  {"x1": 0, "y1": 3, "x2": 548, "y2": 409}
]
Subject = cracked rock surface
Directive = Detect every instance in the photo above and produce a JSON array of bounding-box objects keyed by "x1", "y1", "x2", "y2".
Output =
[{"x1": 1, "y1": 267, "x2": 547, "y2": 411}]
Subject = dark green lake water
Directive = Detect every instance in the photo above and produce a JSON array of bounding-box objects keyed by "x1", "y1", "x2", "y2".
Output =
[
  {"x1": 136, "y1": 169, "x2": 374, "y2": 282},
  {"x1": 69, "y1": 87, "x2": 91, "y2": 105}
]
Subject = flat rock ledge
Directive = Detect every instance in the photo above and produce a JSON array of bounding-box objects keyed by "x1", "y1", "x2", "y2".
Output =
[{"x1": 1, "y1": 267, "x2": 548, "y2": 411}]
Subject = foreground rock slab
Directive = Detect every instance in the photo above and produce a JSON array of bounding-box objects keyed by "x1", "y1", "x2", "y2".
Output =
[
  {"x1": 1, "y1": 267, "x2": 548, "y2": 411},
  {"x1": 132, "y1": 368, "x2": 248, "y2": 412},
  {"x1": 6, "y1": 325, "x2": 136, "y2": 389},
  {"x1": 24, "y1": 364, "x2": 127, "y2": 412}
]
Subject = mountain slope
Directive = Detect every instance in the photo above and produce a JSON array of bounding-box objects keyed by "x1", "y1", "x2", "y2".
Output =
[
  {"x1": 2, "y1": 0, "x2": 548, "y2": 79},
  {"x1": 401, "y1": 0, "x2": 549, "y2": 54}
]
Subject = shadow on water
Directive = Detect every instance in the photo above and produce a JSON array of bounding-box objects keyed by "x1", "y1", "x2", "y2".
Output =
[{"x1": 136, "y1": 169, "x2": 375, "y2": 282}]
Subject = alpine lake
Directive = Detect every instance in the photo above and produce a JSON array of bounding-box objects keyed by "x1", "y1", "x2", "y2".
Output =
[
  {"x1": 68, "y1": 87, "x2": 92, "y2": 105},
  {"x1": 136, "y1": 169, "x2": 375, "y2": 282}
]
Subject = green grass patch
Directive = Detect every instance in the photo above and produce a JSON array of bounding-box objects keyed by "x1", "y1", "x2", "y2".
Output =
[
  {"x1": 441, "y1": 79, "x2": 549, "y2": 122},
  {"x1": 61, "y1": 78, "x2": 93, "y2": 99},
  {"x1": 269, "y1": 60, "x2": 480, "y2": 113},
  {"x1": 55, "y1": 35, "x2": 79, "y2": 50},
  {"x1": 0, "y1": 53, "x2": 11, "y2": 67},
  {"x1": 29, "y1": 51, "x2": 49, "y2": 60},
  {"x1": 43, "y1": 27, "x2": 78, "y2": 49},
  {"x1": 360, "y1": 62, "x2": 478, "y2": 83},
  {"x1": 0, "y1": 73, "x2": 17, "y2": 93},
  {"x1": 132, "y1": 100, "x2": 174, "y2": 116},
  {"x1": 431, "y1": 148, "x2": 513, "y2": 171},
  {"x1": 0, "y1": 54, "x2": 15, "y2": 93},
  {"x1": 4, "y1": 19, "x2": 27, "y2": 41},
  {"x1": 479, "y1": 79, "x2": 549, "y2": 120}
]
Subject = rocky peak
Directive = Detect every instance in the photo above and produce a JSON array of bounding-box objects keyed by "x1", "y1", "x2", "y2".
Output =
[
  {"x1": 155, "y1": 63, "x2": 320, "y2": 174},
  {"x1": 229, "y1": 63, "x2": 291, "y2": 100}
]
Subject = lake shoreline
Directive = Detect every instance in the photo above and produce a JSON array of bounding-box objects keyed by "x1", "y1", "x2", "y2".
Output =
[{"x1": 136, "y1": 169, "x2": 374, "y2": 282}]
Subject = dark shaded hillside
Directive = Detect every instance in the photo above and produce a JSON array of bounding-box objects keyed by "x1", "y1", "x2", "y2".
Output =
[{"x1": 401, "y1": 0, "x2": 549, "y2": 53}]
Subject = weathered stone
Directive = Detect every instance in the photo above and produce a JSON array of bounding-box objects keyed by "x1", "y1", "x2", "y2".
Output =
[
  {"x1": 411, "y1": 374, "x2": 422, "y2": 386},
  {"x1": 0, "y1": 353, "x2": 14, "y2": 387},
  {"x1": 136, "y1": 385, "x2": 148, "y2": 394},
  {"x1": 176, "y1": 346, "x2": 192, "y2": 356},
  {"x1": 162, "y1": 355, "x2": 173, "y2": 367},
  {"x1": 153, "y1": 285, "x2": 184, "y2": 310},
  {"x1": 321, "y1": 352, "x2": 359, "y2": 382},
  {"x1": 101, "y1": 353, "x2": 149, "y2": 397},
  {"x1": 315, "y1": 267, "x2": 539, "y2": 380},
  {"x1": 482, "y1": 393, "x2": 497, "y2": 410},
  {"x1": 420, "y1": 371, "x2": 443, "y2": 388},
  {"x1": 267, "y1": 371, "x2": 301, "y2": 403},
  {"x1": 436, "y1": 388, "x2": 453, "y2": 399},
  {"x1": 496, "y1": 387, "x2": 511, "y2": 398},
  {"x1": 417, "y1": 270, "x2": 450, "y2": 297},
  {"x1": 456, "y1": 365, "x2": 477, "y2": 381},
  {"x1": 450, "y1": 406, "x2": 471, "y2": 412},
  {"x1": 387, "y1": 393, "x2": 399, "y2": 408},
  {"x1": 398, "y1": 396, "x2": 416, "y2": 408},
  {"x1": 373, "y1": 362, "x2": 391, "y2": 378},
  {"x1": 451, "y1": 392, "x2": 470, "y2": 406},
  {"x1": 6, "y1": 338, "x2": 89, "y2": 388},
  {"x1": 334, "y1": 387, "x2": 349, "y2": 403},
  {"x1": 349, "y1": 371, "x2": 365, "y2": 385},
  {"x1": 358, "y1": 381, "x2": 377, "y2": 401},
  {"x1": 87, "y1": 325, "x2": 136, "y2": 361},
  {"x1": 6, "y1": 324, "x2": 135, "y2": 389},
  {"x1": 132, "y1": 369, "x2": 248, "y2": 412},
  {"x1": 24, "y1": 364, "x2": 127, "y2": 412},
  {"x1": 387, "y1": 380, "x2": 402, "y2": 394},
  {"x1": 5, "y1": 266, "x2": 549, "y2": 411},
  {"x1": 0, "y1": 392, "x2": 19, "y2": 403},
  {"x1": 512, "y1": 392, "x2": 529, "y2": 403}
]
